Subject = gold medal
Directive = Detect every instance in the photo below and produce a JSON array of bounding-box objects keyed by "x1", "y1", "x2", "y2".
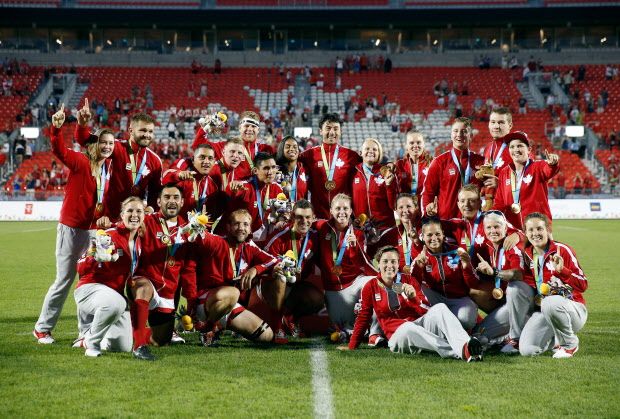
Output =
[
  {"x1": 332, "y1": 265, "x2": 342, "y2": 276},
  {"x1": 168, "y1": 257, "x2": 175, "y2": 267},
  {"x1": 325, "y1": 180, "x2": 336, "y2": 191},
  {"x1": 534, "y1": 294, "x2": 543, "y2": 306},
  {"x1": 511, "y1": 203, "x2": 521, "y2": 214},
  {"x1": 403, "y1": 265, "x2": 412, "y2": 275},
  {"x1": 380, "y1": 165, "x2": 392, "y2": 177},
  {"x1": 161, "y1": 236, "x2": 171, "y2": 245},
  {"x1": 492, "y1": 287, "x2": 504, "y2": 300},
  {"x1": 95, "y1": 203, "x2": 103, "y2": 214}
]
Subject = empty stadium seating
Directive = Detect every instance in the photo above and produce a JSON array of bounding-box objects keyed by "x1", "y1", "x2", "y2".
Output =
[
  {"x1": 75, "y1": 0, "x2": 200, "y2": 7},
  {"x1": 0, "y1": 0, "x2": 60, "y2": 7},
  {"x1": 0, "y1": 71, "x2": 43, "y2": 130}
]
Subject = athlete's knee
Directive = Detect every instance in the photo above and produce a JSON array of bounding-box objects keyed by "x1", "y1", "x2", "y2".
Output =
[
  {"x1": 248, "y1": 321, "x2": 273, "y2": 343},
  {"x1": 519, "y1": 343, "x2": 543, "y2": 357}
]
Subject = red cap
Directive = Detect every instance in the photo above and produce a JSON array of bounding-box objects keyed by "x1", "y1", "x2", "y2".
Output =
[{"x1": 503, "y1": 131, "x2": 529, "y2": 147}]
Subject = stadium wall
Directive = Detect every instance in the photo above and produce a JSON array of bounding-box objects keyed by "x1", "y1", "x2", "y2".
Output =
[{"x1": 2, "y1": 200, "x2": 620, "y2": 221}]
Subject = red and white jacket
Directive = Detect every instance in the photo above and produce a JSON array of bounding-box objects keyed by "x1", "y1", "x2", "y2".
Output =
[
  {"x1": 134, "y1": 213, "x2": 196, "y2": 310},
  {"x1": 493, "y1": 159, "x2": 560, "y2": 230},
  {"x1": 483, "y1": 138, "x2": 512, "y2": 171},
  {"x1": 264, "y1": 226, "x2": 318, "y2": 279},
  {"x1": 395, "y1": 223, "x2": 423, "y2": 271},
  {"x1": 394, "y1": 153, "x2": 433, "y2": 204},
  {"x1": 421, "y1": 148, "x2": 485, "y2": 220},
  {"x1": 351, "y1": 163, "x2": 398, "y2": 231},
  {"x1": 349, "y1": 274, "x2": 429, "y2": 349},
  {"x1": 162, "y1": 157, "x2": 221, "y2": 221},
  {"x1": 77, "y1": 225, "x2": 140, "y2": 295},
  {"x1": 277, "y1": 162, "x2": 309, "y2": 202},
  {"x1": 412, "y1": 243, "x2": 479, "y2": 299},
  {"x1": 523, "y1": 241, "x2": 587, "y2": 305},
  {"x1": 299, "y1": 143, "x2": 362, "y2": 219},
  {"x1": 472, "y1": 238, "x2": 528, "y2": 290},
  {"x1": 314, "y1": 219, "x2": 377, "y2": 291},
  {"x1": 192, "y1": 130, "x2": 274, "y2": 180},
  {"x1": 193, "y1": 233, "x2": 278, "y2": 293},
  {"x1": 50, "y1": 126, "x2": 111, "y2": 230},
  {"x1": 442, "y1": 214, "x2": 524, "y2": 253},
  {"x1": 75, "y1": 125, "x2": 162, "y2": 220}
]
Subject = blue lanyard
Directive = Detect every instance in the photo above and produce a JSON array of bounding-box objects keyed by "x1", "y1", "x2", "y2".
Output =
[
  {"x1": 430, "y1": 249, "x2": 460, "y2": 266},
  {"x1": 467, "y1": 211, "x2": 483, "y2": 257},
  {"x1": 511, "y1": 159, "x2": 532, "y2": 205},
  {"x1": 197, "y1": 177, "x2": 209, "y2": 212},
  {"x1": 134, "y1": 151, "x2": 148, "y2": 186},
  {"x1": 130, "y1": 237, "x2": 139, "y2": 275},
  {"x1": 494, "y1": 248, "x2": 505, "y2": 289},
  {"x1": 450, "y1": 149, "x2": 471, "y2": 185},
  {"x1": 334, "y1": 226, "x2": 351, "y2": 267},
  {"x1": 290, "y1": 166, "x2": 298, "y2": 202},
  {"x1": 534, "y1": 252, "x2": 545, "y2": 293},
  {"x1": 297, "y1": 231, "x2": 310, "y2": 270},
  {"x1": 328, "y1": 145, "x2": 340, "y2": 182},
  {"x1": 252, "y1": 177, "x2": 264, "y2": 221},
  {"x1": 410, "y1": 160, "x2": 419, "y2": 194}
]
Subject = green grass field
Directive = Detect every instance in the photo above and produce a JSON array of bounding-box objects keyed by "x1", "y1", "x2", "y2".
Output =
[{"x1": 1, "y1": 220, "x2": 619, "y2": 418}]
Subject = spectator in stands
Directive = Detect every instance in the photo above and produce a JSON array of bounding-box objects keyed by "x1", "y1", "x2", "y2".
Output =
[
  {"x1": 556, "y1": 171, "x2": 566, "y2": 199},
  {"x1": 518, "y1": 96, "x2": 527, "y2": 114},
  {"x1": 200, "y1": 80, "x2": 207, "y2": 98},
  {"x1": 335, "y1": 56, "x2": 344, "y2": 75},
  {"x1": 577, "y1": 65, "x2": 586, "y2": 82},
  {"x1": 167, "y1": 115, "x2": 177, "y2": 139},
  {"x1": 335, "y1": 75, "x2": 342, "y2": 91},
  {"x1": 583, "y1": 173, "x2": 593, "y2": 195},
  {"x1": 573, "y1": 173, "x2": 583, "y2": 194},
  {"x1": 605, "y1": 65, "x2": 613, "y2": 81},
  {"x1": 14, "y1": 136, "x2": 25, "y2": 164},
  {"x1": 600, "y1": 89, "x2": 608, "y2": 108},
  {"x1": 384, "y1": 57, "x2": 392, "y2": 73},
  {"x1": 214, "y1": 58, "x2": 222, "y2": 74}
]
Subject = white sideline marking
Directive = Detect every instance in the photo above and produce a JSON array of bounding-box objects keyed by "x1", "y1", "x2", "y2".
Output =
[
  {"x1": 310, "y1": 339, "x2": 335, "y2": 419},
  {"x1": 555, "y1": 225, "x2": 587, "y2": 232}
]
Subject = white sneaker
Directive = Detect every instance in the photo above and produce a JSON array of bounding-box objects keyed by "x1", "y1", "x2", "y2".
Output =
[
  {"x1": 33, "y1": 329, "x2": 55, "y2": 344},
  {"x1": 552, "y1": 346, "x2": 578, "y2": 359},
  {"x1": 170, "y1": 331, "x2": 186, "y2": 344},
  {"x1": 72, "y1": 338, "x2": 85, "y2": 348},
  {"x1": 85, "y1": 348, "x2": 102, "y2": 357}
]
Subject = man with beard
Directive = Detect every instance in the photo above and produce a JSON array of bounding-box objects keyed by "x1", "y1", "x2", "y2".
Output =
[
  {"x1": 129, "y1": 185, "x2": 196, "y2": 361},
  {"x1": 193, "y1": 110, "x2": 274, "y2": 180},
  {"x1": 162, "y1": 143, "x2": 220, "y2": 221},
  {"x1": 299, "y1": 113, "x2": 362, "y2": 219},
  {"x1": 75, "y1": 99, "x2": 162, "y2": 221},
  {"x1": 193, "y1": 209, "x2": 280, "y2": 346}
]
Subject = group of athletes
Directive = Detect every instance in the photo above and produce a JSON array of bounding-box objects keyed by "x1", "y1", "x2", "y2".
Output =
[{"x1": 31, "y1": 99, "x2": 588, "y2": 362}]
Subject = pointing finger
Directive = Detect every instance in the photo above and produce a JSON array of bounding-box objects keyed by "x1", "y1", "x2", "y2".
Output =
[
  {"x1": 84, "y1": 97, "x2": 89, "y2": 109},
  {"x1": 60, "y1": 103, "x2": 65, "y2": 112}
]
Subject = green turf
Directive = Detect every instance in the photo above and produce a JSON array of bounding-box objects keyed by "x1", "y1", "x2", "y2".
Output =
[{"x1": 0, "y1": 220, "x2": 619, "y2": 418}]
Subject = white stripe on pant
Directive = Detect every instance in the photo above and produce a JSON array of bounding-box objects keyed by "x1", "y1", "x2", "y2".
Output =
[
  {"x1": 74, "y1": 283, "x2": 132, "y2": 352},
  {"x1": 35, "y1": 223, "x2": 92, "y2": 333},
  {"x1": 388, "y1": 303, "x2": 470, "y2": 359},
  {"x1": 519, "y1": 295, "x2": 587, "y2": 356}
]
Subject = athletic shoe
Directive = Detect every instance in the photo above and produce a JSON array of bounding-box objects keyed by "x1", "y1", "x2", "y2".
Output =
[
  {"x1": 72, "y1": 337, "x2": 85, "y2": 348},
  {"x1": 170, "y1": 331, "x2": 186, "y2": 345},
  {"x1": 33, "y1": 329, "x2": 54, "y2": 344},
  {"x1": 552, "y1": 346, "x2": 579, "y2": 359},
  {"x1": 282, "y1": 316, "x2": 303, "y2": 338},
  {"x1": 84, "y1": 348, "x2": 102, "y2": 357},
  {"x1": 500, "y1": 338, "x2": 520, "y2": 355},
  {"x1": 367, "y1": 334, "x2": 387, "y2": 348},
  {"x1": 133, "y1": 345, "x2": 156, "y2": 361},
  {"x1": 274, "y1": 329, "x2": 289, "y2": 345},
  {"x1": 463, "y1": 337, "x2": 484, "y2": 362},
  {"x1": 329, "y1": 330, "x2": 349, "y2": 344},
  {"x1": 200, "y1": 330, "x2": 221, "y2": 347}
]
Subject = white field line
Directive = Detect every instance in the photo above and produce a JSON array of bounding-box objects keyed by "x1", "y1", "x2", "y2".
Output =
[
  {"x1": 555, "y1": 225, "x2": 588, "y2": 231},
  {"x1": 310, "y1": 339, "x2": 335, "y2": 419}
]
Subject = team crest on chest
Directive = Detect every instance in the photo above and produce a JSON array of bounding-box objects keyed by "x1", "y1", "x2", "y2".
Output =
[
  {"x1": 300, "y1": 172, "x2": 307, "y2": 182},
  {"x1": 523, "y1": 174, "x2": 533, "y2": 184},
  {"x1": 355, "y1": 178, "x2": 360, "y2": 184},
  {"x1": 546, "y1": 261, "x2": 555, "y2": 272},
  {"x1": 449, "y1": 169, "x2": 456, "y2": 176},
  {"x1": 374, "y1": 176, "x2": 385, "y2": 185},
  {"x1": 425, "y1": 265, "x2": 432, "y2": 272},
  {"x1": 317, "y1": 161, "x2": 324, "y2": 168},
  {"x1": 335, "y1": 158, "x2": 345, "y2": 168},
  {"x1": 125, "y1": 163, "x2": 132, "y2": 170},
  {"x1": 505, "y1": 179, "x2": 511, "y2": 186},
  {"x1": 475, "y1": 234, "x2": 485, "y2": 245},
  {"x1": 375, "y1": 293, "x2": 382, "y2": 301}
]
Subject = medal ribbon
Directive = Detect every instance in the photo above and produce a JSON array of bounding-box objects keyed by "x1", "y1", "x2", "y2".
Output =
[
  {"x1": 492, "y1": 142, "x2": 507, "y2": 169},
  {"x1": 386, "y1": 273, "x2": 402, "y2": 311},
  {"x1": 409, "y1": 158, "x2": 419, "y2": 194},
  {"x1": 193, "y1": 176, "x2": 210, "y2": 212},
  {"x1": 95, "y1": 160, "x2": 110, "y2": 205},
  {"x1": 510, "y1": 159, "x2": 532, "y2": 207},
  {"x1": 464, "y1": 211, "x2": 483, "y2": 257},
  {"x1": 253, "y1": 178, "x2": 269, "y2": 222},
  {"x1": 402, "y1": 227, "x2": 412, "y2": 266},
  {"x1": 320, "y1": 144, "x2": 340, "y2": 184},
  {"x1": 493, "y1": 247, "x2": 505, "y2": 290},
  {"x1": 331, "y1": 225, "x2": 352, "y2": 268},
  {"x1": 126, "y1": 142, "x2": 148, "y2": 186},
  {"x1": 290, "y1": 166, "x2": 299, "y2": 202},
  {"x1": 291, "y1": 229, "x2": 310, "y2": 270},
  {"x1": 229, "y1": 245, "x2": 242, "y2": 278},
  {"x1": 129, "y1": 236, "x2": 140, "y2": 275},
  {"x1": 533, "y1": 250, "x2": 545, "y2": 294},
  {"x1": 242, "y1": 142, "x2": 259, "y2": 170},
  {"x1": 450, "y1": 149, "x2": 472, "y2": 186},
  {"x1": 159, "y1": 218, "x2": 182, "y2": 260}
]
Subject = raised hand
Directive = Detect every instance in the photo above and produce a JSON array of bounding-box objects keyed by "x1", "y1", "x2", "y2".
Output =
[
  {"x1": 229, "y1": 180, "x2": 245, "y2": 193},
  {"x1": 475, "y1": 254, "x2": 494, "y2": 276},
  {"x1": 503, "y1": 232, "x2": 521, "y2": 251},
  {"x1": 77, "y1": 98, "x2": 92, "y2": 126},
  {"x1": 52, "y1": 104, "x2": 66, "y2": 128},
  {"x1": 482, "y1": 173, "x2": 498, "y2": 188},
  {"x1": 414, "y1": 246, "x2": 428, "y2": 268},
  {"x1": 457, "y1": 247, "x2": 471, "y2": 268},
  {"x1": 177, "y1": 170, "x2": 195, "y2": 180},
  {"x1": 551, "y1": 253, "x2": 564, "y2": 272},
  {"x1": 345, "y1": 230, "x2": 357, "y2": 248},
  {"x1": 402, "y1": 283, "x2": 416, "y2": 299},
  {"x1": 426, "y1": 196, "x2": 438, "y2": 217},
  {"x1": 544, "y1": 149, "x2": 559, "y2": 166}
]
